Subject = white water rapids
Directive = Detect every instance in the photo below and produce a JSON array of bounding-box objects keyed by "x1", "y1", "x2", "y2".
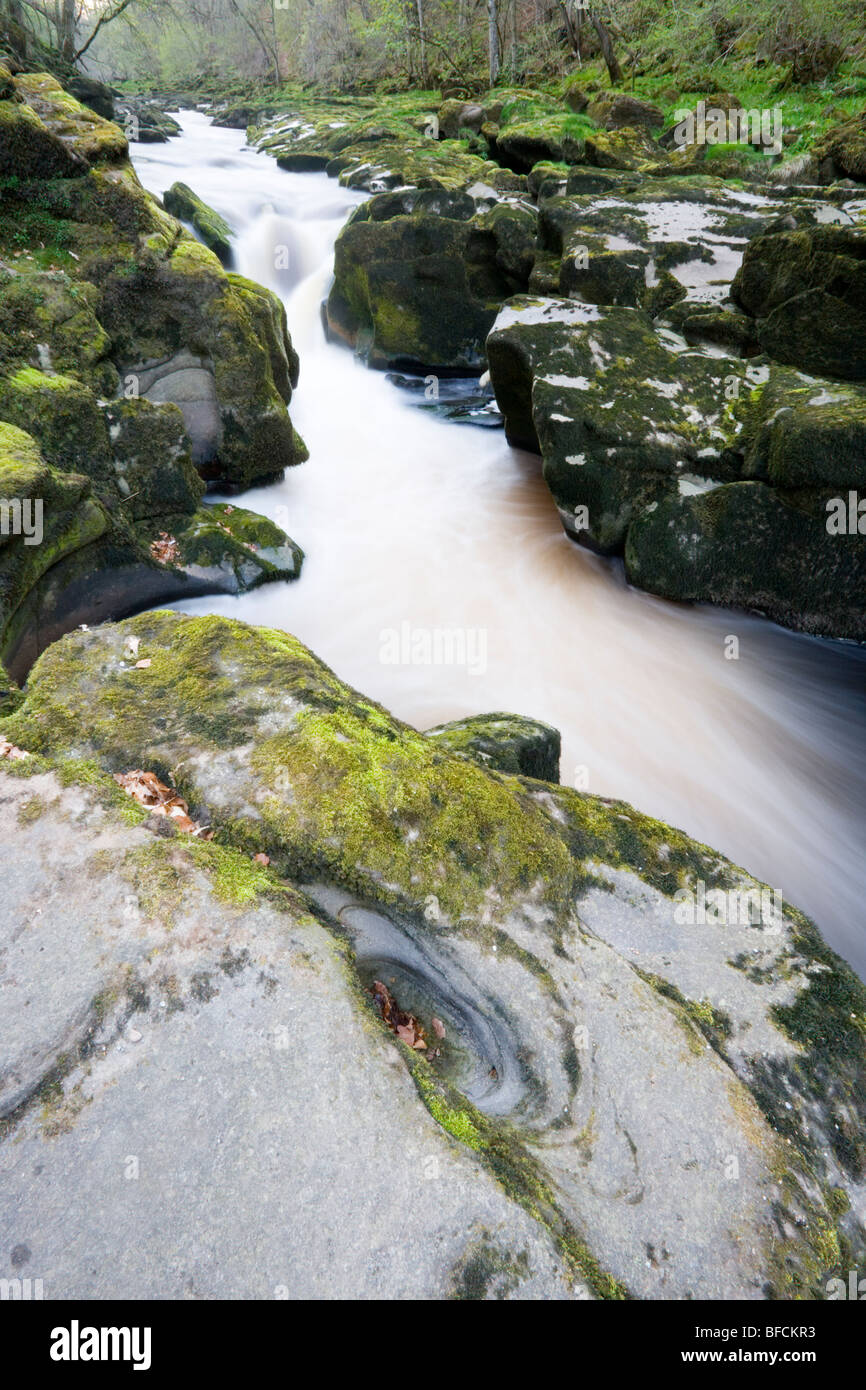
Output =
[{"x1": 132, "y1": 111, "x2": 866, "y2": 974}]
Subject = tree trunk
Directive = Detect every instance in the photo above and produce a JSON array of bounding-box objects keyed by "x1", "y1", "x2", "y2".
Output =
[
  {"x1": 591, "y1": 13, "x2": 622, "y2": 85},
  {"x1": 415, "y1": 0, "x2": 427, "y2": 83},
  {"x1": 60, "y1": 0, "x2": 76, "y2": 62},
  {"x1": 488, "y1": 0, "x2": 500, "y2": 84}
]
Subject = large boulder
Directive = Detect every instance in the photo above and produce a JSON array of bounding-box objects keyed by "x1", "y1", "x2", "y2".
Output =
[
  {"x1": 487, "y1": 297, "x2": 747, "y2": 548},
  {"x1": 487, "y1": 297, "x2": 866, "y2": 638},
  {"x1": 253, "y1": 103, "x2": 523, "y2": 196},
  {"x1": 12, "y1": 71, "x2": 127, "y2": 164},
  {"x1": 731, "y1": 224, "x2": 866, "y2": 379},
  {"x1": 812, "y1": 110, "x2": 866, "y2": 182},
  {"x1": 2, "y1": 609, "x2": 865, "y2": 1299},
  {"x1": 0, "y1": 763, "x2": 575, "y2": 1300},
  {"x1": 66, "y1": 75, "x2": 116, "y2": 122},
  {"x1": 584, "y1": 125, "x2": 665, "y2": 171},
  {"x1": 327, "y1": 189, "x2": 538, "y2": 371},
  {"x1": 625, "y1": 481, "x2": 866, "y2": 639},
  {"x1": 587, "y1": 92, "x2": 665, "y2": 132},
  {"x1": 437, "y1": 98, "x2": 484, "y2": 141},
  {"x1": 0, "y1": 95, "x2": 86, "y2": 178}
]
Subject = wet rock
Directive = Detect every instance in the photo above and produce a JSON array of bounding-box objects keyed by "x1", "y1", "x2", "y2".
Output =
[
  {"x1": 488, "y1": 296, "x2": 747, "y2": 549},
  {"x1": 424, "y1": 712, "x2": 561, "y2": 781},
  {"x1": 625, "y1": 481, "x2": 866, "y2": 640},
  {"x1": 487, "y1": 294, "x2": 865, "y2": 637},
  {"x1": 731, "y1": 224, "x2": 866, "y2": 379},
  {"x1": 0, "y1": 70, "x2": 307, "y2": 674},
  {"x1": 327, "y1": 191, "x2": 537, "y2": 371},
  {"x1": 163, "y1": 181, "x2": 234, "y2": 265},
  {"x1": 0, "y1": 766, "x2": 577, "y2": 1300},
  {"x1": 118, "y1": 99, "x2": 181, "y2": 143},
  {"x1": 66, "y1": 76, "x2": 116, "y2": 122},
  {"x1": 253, "y1": 103, "x2": 521, "y2": 196},
  {"x1": 2, "y1": 609, "x2": 865, "y2": 1299}
]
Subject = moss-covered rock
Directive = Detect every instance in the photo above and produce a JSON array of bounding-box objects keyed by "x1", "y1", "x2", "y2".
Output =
[
  {"x1": 0, "y1": 97, "x2": 85, "y2": 179},
  {"x1": 437, "y1": 98, "x2": 484, "y2": 140},
  {"x1": 487, "y1": 294, "x2": 865, "y2": 636},
  {"x1": 812, "y1": 110, "x2": 866, "y2": 182},
  {"x1": 65, "y1": 76, "x2": 115, "y2": 122},
  {"x1": 731, "y1": 224, "x2": 866, "y2": 379},
  {"x1": 494, "y1": 117, "x2": 586, "y2": 172},
  {"x1": 586, "y1": 93, "x2": 664, "y2": 133},
  {"x1": 3, "y1": 609, "x2": 865, "y2": 1299},
  {"x1": 0, "y1": 71, "x2": 307, "y2": 491},
  {"x1": 0, "y1": 422, "x2": 112, "y2": 668},
  {"x1": 327, "y1": 191, "x2": 537, "y2": 371},
  {"x1": 424, "y1": 712, "x2": 561, "y2": 781},
  {"x1": 251, "y1": 97, "x2": 524, "y2": 196},
  {"x1": 167, "y1": 500, "x2": 303, "y2": 592},
  {"x1": 487, "y1": 296, "x2": 747, "y2": 548},
  {"x1": 625, "y1": 481, "x2": 866, "y2": 641},
  {"x1": 0, "y1": 271, "x2": 114, "y2": 390},
  {"x1": 163, "y1": 181, "x2": 234, "y2": 265},
  {"x1": 735, "y1": 366, "x2": 866, "y2": 489},
  {"x1": 584, "y1": 125, "x2": 666, "y2": 171},
  {"x1": 0, "y1": 75, "x2": 308, "y2": 672},
  {"x1": 13, "y1": 72, "x2": 128, "y2": 165}
]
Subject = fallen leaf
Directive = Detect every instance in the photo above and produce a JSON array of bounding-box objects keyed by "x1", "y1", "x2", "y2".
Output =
[
  {"x1": 431, "y1": 1016, "x2": 446, "y2": 1040},
  {"x1": 150, "y1": 532, "x2": 180, "y2": 565},
  {"x1": 253, "y1": 852, "x2": 270, "y2": 865},
  {"x1": 124, "y1": 636, "x2": 141, "y2": 659},
  {"x1": 0, "y1": 738, "x2": 29, "y2": 761},
  {"x1": 370, "y1": 980, "x2": 428, "y2": 1050},
  {"x1": 134, "y1": 659, "x2": 152, "y2": 669},
  {"x1": 113, "y1": 769, "x2": 208, "y2": 837}
]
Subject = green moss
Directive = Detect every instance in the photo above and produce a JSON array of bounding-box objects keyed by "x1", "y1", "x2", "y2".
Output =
[
  {"x1": 636, "y1": 969, "x2": 733, "y2": 1057},
  {"x1": 16, "y1": 793, "x2": 46, "y2": 823},
  {"x1": 163, "y1": 182, "x2": 233, "y2": 264},
  {"x1": 409, "y1": 1054, "x2": 626, "y2": 1299}
]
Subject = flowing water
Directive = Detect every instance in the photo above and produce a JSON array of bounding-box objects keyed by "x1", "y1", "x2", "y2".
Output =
[{"x1": 132, "y1": 111, "x2": 866, "y2": 974}]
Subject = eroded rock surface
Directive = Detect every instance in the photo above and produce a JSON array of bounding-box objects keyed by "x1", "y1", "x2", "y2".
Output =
[
  {"x1": 2, "y1": 610, "x2": 864, "y2": 1299},
  {"x1": 0, "y1": 766, "x2": 577, "y2": 1300}
]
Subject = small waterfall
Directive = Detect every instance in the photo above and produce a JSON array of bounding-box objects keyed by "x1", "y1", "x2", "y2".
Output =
[{"x1": 132, "y1": 113, "x2": 866, "y2": 976}]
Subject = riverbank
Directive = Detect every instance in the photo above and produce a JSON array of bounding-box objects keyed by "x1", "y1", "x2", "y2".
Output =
[{"x1": 1, "y1": 68, "x2": 865, "y2": 1301}]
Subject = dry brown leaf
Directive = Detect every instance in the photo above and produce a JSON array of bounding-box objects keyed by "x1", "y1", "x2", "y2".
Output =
[
  {"x1": 0, "y1": 738, "x2": 29, "y2": 761},
  {"x1": 253, "y1": 853, "x2": 270, "y2": 865},
  {"x1": 431, "y1": 1016, "x2": 446, "y2": 1040},
  {"x1": 113, "y1": 769, "x2": 207, "y2": 837},
  {"x1": 149, "y1": 532, "x2": 180, "y2": 565},
  {"x1": 370, "y1": 980, "x2": 428, "y2": 1050},
  {"x1": 134, "y1": 659, "x2": 152, "y2": 669}
]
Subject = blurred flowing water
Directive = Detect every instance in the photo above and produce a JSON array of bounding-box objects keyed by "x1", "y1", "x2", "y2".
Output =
[{"x1": 132, "y1": 112, "x2": 866, "y2": 973}]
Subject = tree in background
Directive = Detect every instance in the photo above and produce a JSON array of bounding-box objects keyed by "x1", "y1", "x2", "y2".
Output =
[{"x1": 66, "y1": 0, "x2": 866, "y2": 92}]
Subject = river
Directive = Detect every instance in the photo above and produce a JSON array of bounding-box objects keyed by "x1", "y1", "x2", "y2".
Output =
[{"x1": 131, "y1": 110, "x2": 866, "y2": 974}]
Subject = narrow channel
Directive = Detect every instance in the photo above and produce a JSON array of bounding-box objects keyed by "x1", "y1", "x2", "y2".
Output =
[{"x1": 133, "y1": 111, "x2": 866, "y2": 972}]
